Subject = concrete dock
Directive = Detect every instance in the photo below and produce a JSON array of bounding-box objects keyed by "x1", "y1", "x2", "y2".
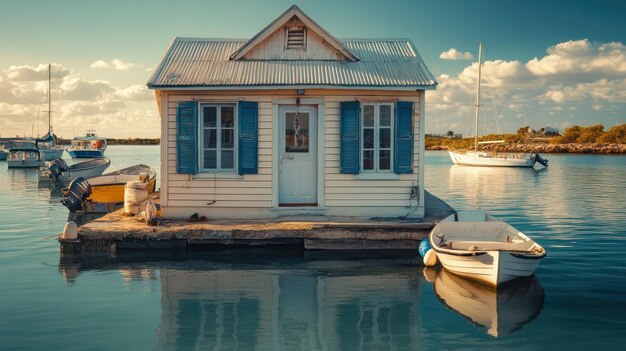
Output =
[{"x1": 59, "y1": 191, "x2": 454, "y2": 256}]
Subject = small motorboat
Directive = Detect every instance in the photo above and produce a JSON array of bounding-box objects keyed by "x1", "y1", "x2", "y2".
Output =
[
  {"x1": 426, "y1": 268, "x2": 544, "y2": 337},
  {"x1": 62, "y1": 164, "x2": 156, "y2": 213},
  {"x1": 7, "y1": 148, "x2": 43, "y2": 168},
  {"x1": 67, "y1": 130, "x2": 107, "y2": 158},
  {"x1": 38, "y1": 158, "x2": 111, "y2": 183},
  {"x1": 429, "y1": 210, "x2": 546, "y2": 287}
]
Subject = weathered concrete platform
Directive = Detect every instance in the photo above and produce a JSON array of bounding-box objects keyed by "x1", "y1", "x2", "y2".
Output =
[{"x1": 59, "y1": 191, "x2": 454, "y2": 256}]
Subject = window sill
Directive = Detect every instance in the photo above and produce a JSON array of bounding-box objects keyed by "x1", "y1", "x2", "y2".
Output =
[
  {"x1": 192, "y1": 173, "x2": 243, "y2": 180},
  {"x1": 354, "y1": 173, "x2": 400, "y2": 180}
]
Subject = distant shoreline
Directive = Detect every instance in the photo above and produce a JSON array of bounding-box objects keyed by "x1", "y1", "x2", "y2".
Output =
[
  {"x1": 426, "y1": 142, "x2": 626, "y2": 154},
  {"x1": 57, "y1": 138, "x2": 160, "y2": 145}
]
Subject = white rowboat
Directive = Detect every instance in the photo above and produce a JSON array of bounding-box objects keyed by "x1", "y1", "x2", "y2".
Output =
[{"x1": 429, "y1": 210, "x2": 546, "y2": 287}]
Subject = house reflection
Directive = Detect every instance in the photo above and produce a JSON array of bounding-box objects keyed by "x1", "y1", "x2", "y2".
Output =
[{"x1": 156, "y1": 262, "x2": 423, "y2": 350}]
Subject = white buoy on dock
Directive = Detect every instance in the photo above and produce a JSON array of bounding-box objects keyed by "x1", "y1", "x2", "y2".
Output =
[{"x1": 62, "y1": 221, "x2": 78, "y2": 240}]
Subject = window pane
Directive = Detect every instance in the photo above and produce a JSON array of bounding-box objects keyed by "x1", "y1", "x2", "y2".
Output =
[
  {"x1": 363, "y1": 105, "x2": 374, "y2": 127},
  {"x1": 363, "y1": 150, "x2": 374, "y2": 170},
  {"x1": 363, "y1": 128, "x2": 374, "y2": 149},
  {"x1": 285, "y1": 112, "x2": 309, "y2": 153},
  {"x1": 379, "y1": 150, "x2": 391, "y2": 170},
  {"x1": 221, "y1": 150, "x2": 234, "y2": 169},
  {"x1": 221, "y1": 106, "x2": 234, "y2": 127},
  {"x1": 380, "y1": 105, "x2": 391, "y2": 126},
  {"x1": 203, "y1": 150, "x2": 217, "y2": 169},
  {"x1": 204, "y1": 107, "x2": 217, "y2": 128},
  {"x1": 221, "y1": 129, "x2": 234, "y2": 148},
  {"x1": 203, "y1": 129, "x2": 216, "y2": 148},
  {"x1": 379, "y1": 128, "x2": 391, "y2": 148}
]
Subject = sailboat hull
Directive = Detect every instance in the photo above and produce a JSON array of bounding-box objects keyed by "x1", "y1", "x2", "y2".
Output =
[{"x1": 449, "y1": 151, "x2": 534, "y2": 167}]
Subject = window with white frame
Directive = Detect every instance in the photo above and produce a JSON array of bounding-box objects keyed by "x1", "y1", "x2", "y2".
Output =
[
  {"x1": 199, "y1": 104, "x2": 236, "y2": 172},
  {"x1": 361, "y1": 103, "x2": 394, "y2": 172}
]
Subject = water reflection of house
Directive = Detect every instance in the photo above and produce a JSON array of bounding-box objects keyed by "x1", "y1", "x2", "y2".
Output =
[{"x1": 156, "y1": 266, "x2": 422, "y2": 350}]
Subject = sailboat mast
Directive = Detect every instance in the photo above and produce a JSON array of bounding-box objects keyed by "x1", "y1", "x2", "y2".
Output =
[
  {"x1": 474, "y1": 42, "x2": 483, "y2": 151},
  {"x1": 48, "y1": 63, "x2": 51, "y2": 134}
]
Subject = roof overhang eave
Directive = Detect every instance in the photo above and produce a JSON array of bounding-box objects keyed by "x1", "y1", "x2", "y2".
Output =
[{"x1": 146, "y1": 83, "x2": 437, "y2": 91}]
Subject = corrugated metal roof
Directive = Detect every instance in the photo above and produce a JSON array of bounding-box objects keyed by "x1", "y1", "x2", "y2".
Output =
[{"x1": 147, "y1": 38, "x2": 437, "y2": 89}]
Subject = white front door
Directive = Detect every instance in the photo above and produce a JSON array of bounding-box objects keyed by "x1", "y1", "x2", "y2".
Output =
[{"x1": 279, "y1": 105, "x2": 318, "y2": 206}]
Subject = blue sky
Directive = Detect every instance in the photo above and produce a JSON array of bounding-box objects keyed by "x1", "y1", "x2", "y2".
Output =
[{"x1": 1, "y1": 0, "x2": 624, "y2": 138}]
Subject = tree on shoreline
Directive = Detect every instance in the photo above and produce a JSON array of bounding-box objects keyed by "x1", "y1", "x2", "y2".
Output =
[{"x1": 552, "y1": 124, "x2": 625, "y2": 144}]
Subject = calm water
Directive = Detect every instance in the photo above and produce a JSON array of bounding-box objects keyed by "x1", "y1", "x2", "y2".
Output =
[{"x1": 1, "y1": 146, "x2": 625, "y2": 350}]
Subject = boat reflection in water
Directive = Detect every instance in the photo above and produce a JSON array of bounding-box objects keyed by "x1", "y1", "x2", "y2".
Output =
[
  {"x1": 424, "y1": 268, "x2": 544, "y2": 337},
  {"x1": 59, "y1": 251, "x2": 424, "y2": 350}
]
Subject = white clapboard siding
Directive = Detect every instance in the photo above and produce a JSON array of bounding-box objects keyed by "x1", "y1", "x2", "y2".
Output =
[
  {"x1": 163, "y1": 91, "x2": 421, "y2": 214},
  {"x1": 321, "y1": 95, "x2": 420, "y2": 208},
  {"x1": 165, "y1": 93, "x2": 273, "y2": 208}
]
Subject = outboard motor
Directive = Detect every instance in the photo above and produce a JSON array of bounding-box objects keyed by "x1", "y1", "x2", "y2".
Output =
[
  {"x1": 61, "y1": 177, "x2": 91, "y2": 213},
  {"x1": 47, "y1": 159, "x2": 69, "y2": 181},
  {"x1": 53, "y1": 158, "x2": 68, "y2": 171},
  {"x1": 530, "y1": 153, "x2": 549, "y2": 167}
]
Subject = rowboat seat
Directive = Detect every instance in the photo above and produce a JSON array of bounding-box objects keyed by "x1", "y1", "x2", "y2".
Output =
[{"x1": 447, "y1": 240, "x2": 533, "y2": 251}]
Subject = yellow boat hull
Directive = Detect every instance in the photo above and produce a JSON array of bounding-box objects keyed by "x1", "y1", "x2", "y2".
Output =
[{"x1": 87, "y1": 178, "x2": 156, "y2": 203}]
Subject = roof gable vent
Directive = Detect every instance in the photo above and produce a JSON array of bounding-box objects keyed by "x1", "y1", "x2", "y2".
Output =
[{"x1": 285, "y1": 26, "x2": 306, "y2": 50}]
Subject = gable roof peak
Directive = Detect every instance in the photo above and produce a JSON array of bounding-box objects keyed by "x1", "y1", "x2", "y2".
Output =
[{"x1": 229, "y1": 5, "x2": 358, "y2": 62}]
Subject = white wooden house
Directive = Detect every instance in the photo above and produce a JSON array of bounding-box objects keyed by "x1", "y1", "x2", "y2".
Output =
[{"x1": 147, "y1": 5, "x2": 437, "y2": 219}]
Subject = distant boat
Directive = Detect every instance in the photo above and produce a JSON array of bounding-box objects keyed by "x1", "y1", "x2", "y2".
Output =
[
  {"x1": 0, "y1": 146, "x2": 8, "y2": 161},
  {"x1": 36, "y1": 64, "x2": 64, "y2": 161},
  {"x1": 7, "y1": 148, "x2": 43, "y2": 168},
  {"x1": 429, "y1": 210, "x2": 546, "y2": 287},
  {"x1": 67, "y1": 130, "x2": 107, "y2": 158},
  {"x1": 428, "y1": 269, "x2": 544, "y2": 337},
  {"x1": 38, "y1": 158, "x2": 110, "y2": 183},
  {"x1": 62, "y1": 164, "x2": 156, "y2": 213},
  {"x1": 448, "y1": 43, "x2": 548, "y2": 168}
]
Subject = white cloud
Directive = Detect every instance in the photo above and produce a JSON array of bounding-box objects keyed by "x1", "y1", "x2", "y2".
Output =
[
  {"x1": 0, "y1": 62, "x2": 160, "y2": 138},
  {"x1": 90, "y1": 59, "x2": 138, "y2": 70},
  {"x1": 6, "y1": 63, "x2": 70, "y2": 81},
  {"x1": 116, "y1": 84, "x2": 153, "y2": 101},
  {"x1": 542, "y1": 78, "x2": 626, "y2": 103},
  {"x1": 527, "y1": 39, "x2": 626, "y2": 77},
  {"x1": 428, "y1": 39, "x2": 626, "y2": 134},
  {"x1": 440, "y1": 48, "x2": 473, "y2": 60}
]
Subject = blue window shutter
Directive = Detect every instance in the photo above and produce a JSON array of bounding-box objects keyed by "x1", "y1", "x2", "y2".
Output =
[
  {"x1": 340, "y1": 101, "x2": 361, "y2": 174},
  {"x1": 176, "y1": 101, "x2": 197, "y2": 174},
  {"x1": 238, "y1": 101, "x2": 258, "y2": 175},
  {"x1": 394, "y1": 101, "x2": 414, "y2": 174}
]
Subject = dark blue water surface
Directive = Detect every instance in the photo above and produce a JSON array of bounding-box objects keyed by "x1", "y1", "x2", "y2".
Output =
[{"x1": 1, "y1": 147, "x2": 625, "y2": 350}]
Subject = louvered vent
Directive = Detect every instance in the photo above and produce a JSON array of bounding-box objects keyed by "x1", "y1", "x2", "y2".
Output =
[{"x1": 286, "y1": 27, "x2": 306, "y2": 50}]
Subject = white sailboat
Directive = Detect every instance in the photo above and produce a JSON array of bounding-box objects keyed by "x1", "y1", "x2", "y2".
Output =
[
  {"x1": 36, "y1": 64, "x2": 64, "y2": 161},
  {"x1": 429, "y1": 210, "x2": 546, "y2": 287},
  {"x1": 448, "y1": 43, "x2": 548, "y2": 168}
]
